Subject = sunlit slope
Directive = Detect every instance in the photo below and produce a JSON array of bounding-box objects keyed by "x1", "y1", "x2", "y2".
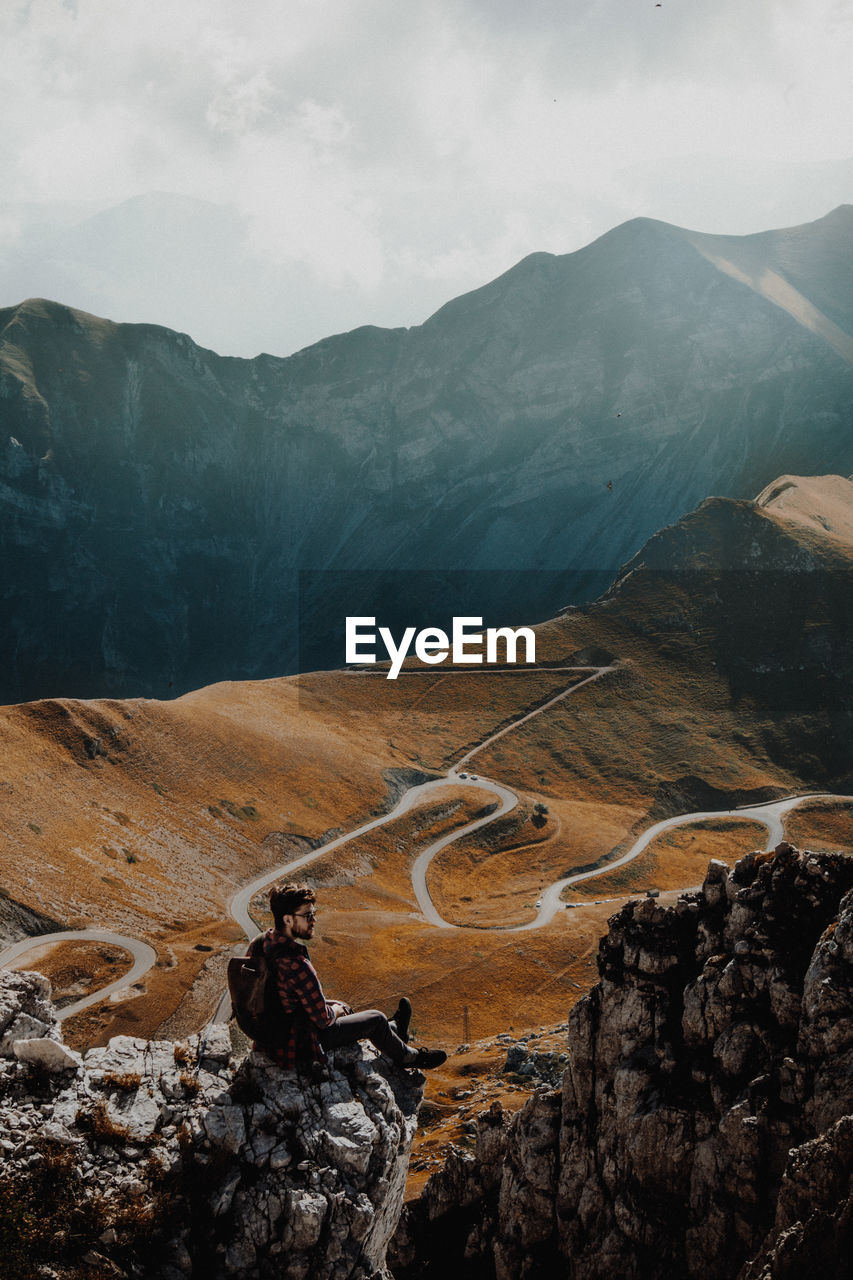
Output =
[
  {"x1": 2, "y1": 475, "x2": 852, "y2": 1046},
  {"x1": 510, "y1": 474, "x2": 853, "y2": 804},
  {"x1": 755, "y1": 473, "x2": 853, "y2": 546},
  {"x1": 685, "y1": 206, "x2": 853, "y2": 364},
  {"x1": 3, "y1": 472, "x2": 851, "y2": 942},
  {"x1": 0, "y1": 678, "x2": 397, "y2": 936},
  {"x1": 0, "y1": 668, "x2": 585, "y2": 940}
]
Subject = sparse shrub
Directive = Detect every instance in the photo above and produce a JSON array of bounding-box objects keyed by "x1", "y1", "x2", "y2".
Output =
[
  {"x1": 1, "y1": 1139, "x2": 185, "y2": 1278},
  {"x1": 19, "y1": 1058, "x2": 56, "y2": 1097},
  {"x1": 179, "y1": 1071, "x2": 201, "y2": 1096},
  {"x1": 173, "y1": 1043, "x2": 194, "y2": 1066},
  {"x1": 27, "y1": 822, "x2": 41, "y2": 834},
  {"x1": 78, "y1": 1100, "x2": 131, "y2": 1144},
  {"x1": 103, "y1": 1072, "x2": 142, "y2": 1092},
  {"x1": 0, "y1": 1146, "x2": 103, "y2": 1280},
  {"x1": 125, "y1": 850, "x2": 138, "y2": 864},
  {"x1": 532, "y1": 802, "x2": 549, "y2": 829}
]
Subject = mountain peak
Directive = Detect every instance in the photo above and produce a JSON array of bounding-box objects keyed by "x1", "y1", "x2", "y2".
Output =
[{"x1": 756, "y1": 473, "x2": 853, "y2": 548}]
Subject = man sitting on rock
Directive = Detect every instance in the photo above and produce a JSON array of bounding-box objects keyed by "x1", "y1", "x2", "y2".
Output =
[{"x1": 254, "y1": 882, "x2": 447, "y2": 1071}]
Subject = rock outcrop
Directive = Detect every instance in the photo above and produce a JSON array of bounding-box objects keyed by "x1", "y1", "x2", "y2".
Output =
[
  {"x1": 395, "y1": 844, "x2": 853, "y2": 1279},
  {"x1": 0, "y1": 970, "x2": 421, "y2": 1280}
]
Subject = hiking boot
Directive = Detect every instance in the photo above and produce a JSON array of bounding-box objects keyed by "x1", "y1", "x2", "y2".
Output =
[
  {"x1": 389, "y1": 996, "x2": 412, "y2": 1043},
  {"x1": 406, "y1": 1047, "x2": 447, "y2": 1070}
]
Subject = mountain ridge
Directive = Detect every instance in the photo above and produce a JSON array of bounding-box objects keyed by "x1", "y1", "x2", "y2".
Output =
[
  {"x1": 6, "y1": 204, "x2": 853, "y2": 372},
  {"x1": 2, "y1": 209, "x2": 853, "y2": 701}
]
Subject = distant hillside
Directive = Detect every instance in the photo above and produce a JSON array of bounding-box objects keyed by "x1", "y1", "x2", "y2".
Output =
[
  {"x1": 519, "y1": 473, "x2": 853, "y2": 801},
  {"x1": 2, "y1": 208, "x2": 853, "y2": 702}
]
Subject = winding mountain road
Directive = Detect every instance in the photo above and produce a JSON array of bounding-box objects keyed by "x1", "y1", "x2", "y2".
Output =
[
  {"x1": 2, "y1": 661, "x2": 851, "y2": 1027},
  {"x1": 521, "y1": 793, "x2": 853, "y2": 931},
  {"x1": 0, "y1": 930, "x2": 157, "y2": 1022}
]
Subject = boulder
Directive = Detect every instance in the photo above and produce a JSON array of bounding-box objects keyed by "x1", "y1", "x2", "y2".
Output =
[{"x1": 0, "y1": 970, "x2": 423, "y2": 1279}]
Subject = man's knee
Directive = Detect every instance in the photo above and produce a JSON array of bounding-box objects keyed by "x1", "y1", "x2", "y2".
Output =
[
  {"x1": 322, "y1": 1008, "x2": 387, "y2": 1050},
  {"x1": 353, "y1": 1009, "x2": 386, "y2": 1034}
]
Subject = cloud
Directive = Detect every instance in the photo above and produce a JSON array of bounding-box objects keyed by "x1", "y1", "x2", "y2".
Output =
[{"x1": 0, "y1": 0, "x2": 850, "y2": 353}]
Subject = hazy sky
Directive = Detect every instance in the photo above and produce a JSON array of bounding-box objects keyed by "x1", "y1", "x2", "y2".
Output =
[{"x1": 1, "y1": 0, "x2": 852, "y2": 356}]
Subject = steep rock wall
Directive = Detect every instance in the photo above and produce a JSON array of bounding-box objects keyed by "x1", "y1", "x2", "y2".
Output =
[{"x1": 396, "y1": 844, "x2": 853, "y2": 1279}]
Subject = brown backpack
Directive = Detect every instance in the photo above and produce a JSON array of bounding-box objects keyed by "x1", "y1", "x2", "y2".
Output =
[{"x1": 227, "y1": 934, "x2": 292, "y2": 1045}]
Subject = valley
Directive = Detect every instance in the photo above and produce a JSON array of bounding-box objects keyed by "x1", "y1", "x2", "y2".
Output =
[
  {"x1": 1, "y1": 475, "x2": 852, "y2": 1059},
  {"x1": 1, "y1": 470, "x2": 853, "y2": 1248}
]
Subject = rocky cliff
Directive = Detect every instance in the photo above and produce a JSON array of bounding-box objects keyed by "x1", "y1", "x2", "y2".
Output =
[
  {"x1": 394, "y1": 843, "x2": 853, "y2": 1279},
  {"x1": 6, "y1": 844, "x2": 853, "y2": 1280},
  {"x1": 0, "y1": 969, "x2": 421, "y2": 1279},
  {"x1": 2, "y1": 207, "x2": 853, "y2": 701}
]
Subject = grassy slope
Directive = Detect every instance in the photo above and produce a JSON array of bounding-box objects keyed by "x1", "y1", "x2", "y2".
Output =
[{"x1": 2, "y1": 476, "x2": 852, "y2": 1047}]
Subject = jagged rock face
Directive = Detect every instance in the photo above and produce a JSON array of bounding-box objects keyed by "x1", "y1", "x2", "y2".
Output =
[
  {"x1": 3, "y1": 208, "x2": 853, "y2": 701},
  {"x1": 0, "y1": 966, "x2": 60, "y2": 1051},
  {"x1": 397, "y1": 845, "x2": 853, "y2": 1280},
  {"x1": 0, "y1": 970, "x2": 421, "y2": 1280},
  {"x1": 0, "y1": 891, "x2": 63, "y2": 948}
]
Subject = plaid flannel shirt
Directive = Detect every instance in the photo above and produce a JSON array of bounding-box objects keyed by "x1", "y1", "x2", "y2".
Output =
[{"x1": 254, "y1": 928, "x2": 335, "y2": 1069}]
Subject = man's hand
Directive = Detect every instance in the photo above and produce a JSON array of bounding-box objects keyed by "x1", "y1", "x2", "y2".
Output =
[{"x1": 330, "y1": 1000, "x2": 353, "y2": 1017}]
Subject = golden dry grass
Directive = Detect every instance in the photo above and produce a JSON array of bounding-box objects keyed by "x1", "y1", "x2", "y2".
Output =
[
  {"x1": 16, "y1": 939, "x2": 133, "y2": 1003},
  {"x1": 565, "y1": 818, "x2": 767, "y2": 900},
  {"x1": 0, "y1": 573, "x2": 829, "y2": 1051},
  {"x1": 427, "y1": 795, "x2": 645, "y2": 927},
  {"x1": 240, "y1": 790, "x2": 612, "y2": 1046},
  {"x1": 783, "y1": 800, "x2": 853, "y2": 853},
  {"x1": 307, "y1": 901, "x2": 614, "y2": 1048},
  {"x1": 59, "y1": 917, "x2": 245, "y2": 1049}
]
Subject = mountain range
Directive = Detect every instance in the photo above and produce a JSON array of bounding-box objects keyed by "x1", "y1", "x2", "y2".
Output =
[{"x1": 2, "y1": 206, "x2": 853, "y2": 702}]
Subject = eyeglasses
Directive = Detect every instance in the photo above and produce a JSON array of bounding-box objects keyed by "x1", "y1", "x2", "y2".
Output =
[{"x1": 293, "y1": 910, "x2": 317, "y2": 922}]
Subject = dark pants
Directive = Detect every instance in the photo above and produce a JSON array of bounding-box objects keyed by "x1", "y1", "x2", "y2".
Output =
[{"x1": 320, "y1": 1009, "x2": 409, "y2": 1064}]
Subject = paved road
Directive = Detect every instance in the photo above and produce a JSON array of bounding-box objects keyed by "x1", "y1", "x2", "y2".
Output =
[
  {"x1": 209, "y1": 666, "x2": 613, "y2": 1018},
  {"x1": 520, "y1": 792, "x2": 853, "y2": 931},
  {"x1": 0, "y1": 929, "x2": 157, "y2": 1021},
  {"x1": 4, "y1": 655, "x2": 850, "y2": 1027},
  {"x1": 223, "y1": 666, "x2": 614, "y2": 938}
]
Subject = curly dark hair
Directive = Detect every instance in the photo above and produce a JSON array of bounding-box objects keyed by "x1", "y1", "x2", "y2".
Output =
[{"x1": 269, "y1": 882, "x2": 316, "y2": 929}]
